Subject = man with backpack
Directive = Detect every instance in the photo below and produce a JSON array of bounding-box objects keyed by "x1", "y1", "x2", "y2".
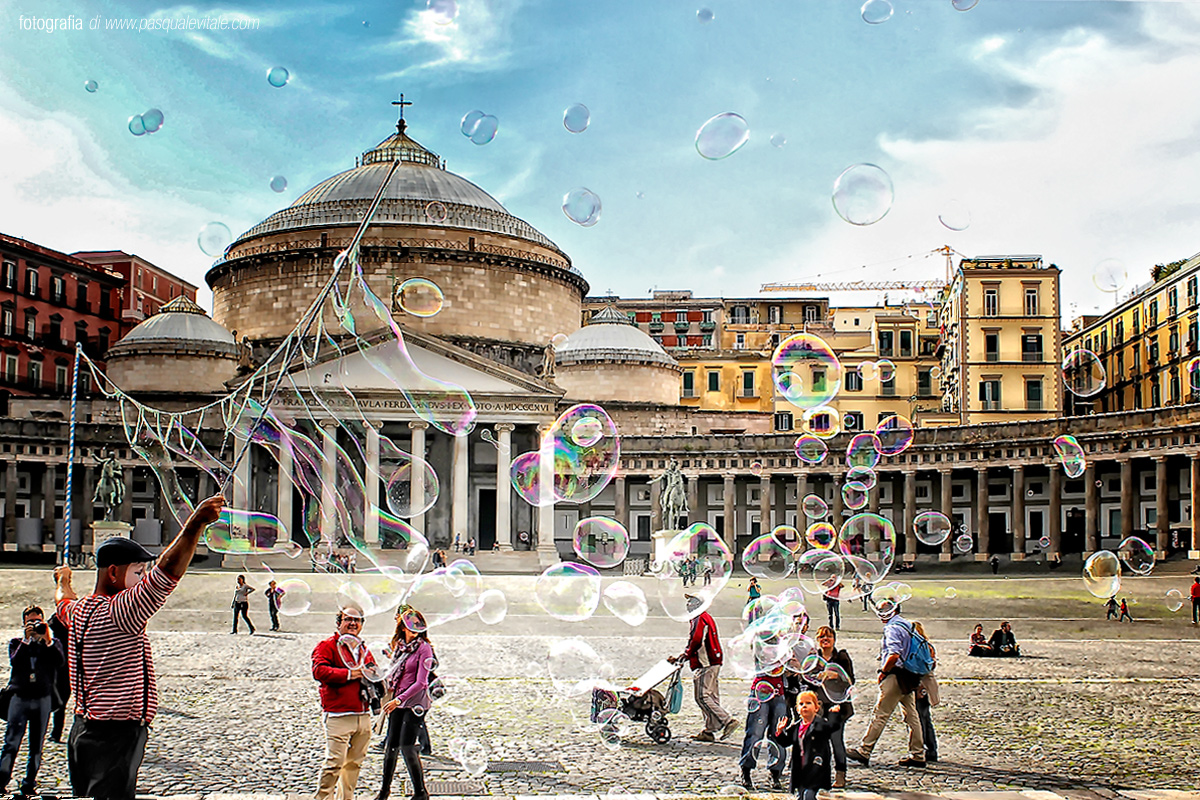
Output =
[{"x1": 845, "y1": 599, "x2": 928, "y2": 769}]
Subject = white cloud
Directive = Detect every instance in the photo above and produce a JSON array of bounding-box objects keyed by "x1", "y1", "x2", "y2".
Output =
[
  {"x1": 377, "y1": 0, "x2": 523, "y2": 79},
  {"x1": 762, "y1": 9, "x2": 1200, "y2": 317}
]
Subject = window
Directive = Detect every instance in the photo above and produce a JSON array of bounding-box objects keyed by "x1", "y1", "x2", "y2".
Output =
[
  {"x1": 48, "y1": 315, "x2": 62, "y2": 343},
  {"x1": 1, "y1": 308, "x2": 11, "y2": 337},
  {"x1": 25, "y1": 268, "x2": 39, "y2": 298},
  {"x1": 682, "y1": 371, "x2": 695, "y2": 398},
  {"x1": 27, "y1": 360, "x2": 41, "y2": 387},
  {"x1": 1021, "y1": 333, "x2": 1043, "y2": 362},
  {"x1": 881, "y1": 376, "x2": 896, "y2": 396},
  {"x1": 774, "y1": 411, "x2": 793, "y2": 431},
  {"x1": 899, "y1": 329, "x2": 913, "y2": 357},
  {"x1": 2, "y1": 355, "x2": 15, "y2": 381},
  {"x1": 1132, "y1": 308, "x2": 1140, "y2": 332},
  {"x1": 730, "y1": 305, "x2": 750, "y2": 324},
  {"x1": 24, "y1": 313, "x2": 35, "y2": 340},
  {"x1": 1149, "y1": 300, "x2": 1158, "y2": 327},
  {"x1": 707, "y1": 371, "x2": 720, "y2": 392},
  {"x1": 979, "y1": 379, "x2": 1001, "y2": 410},
  {"x1": 76, "y1": 280, "x2": 89, "y2": 310},
  {"x1": 768, "y1": 305, "x2": 782, "y2": 325},
  {"x1": 1100, "y1": 330, "x2": 1107, "y2": 353},
  {"x1": 1169, "y1": 327, "x2": 1179, "y2": 353},
  {"x1": 2, "y1": 261, "x2": 14, "y2": 290},
  {"x1": 843, "y1": 411, "x2": 864, "y2": 431},
  {"x1": 918, "y1": 369, "x2": 933, "y2": 396},
  {"x1": 51, "y1": 276, "x2": 65, "y2": 303},
  {"x1": 985, "y1": 332, "x2": 1000, "y2": 362},
  {"x1": 984, "y1": 288, "x2": 999, "y2": 316},
  {"x1": 811, "y1": 368, "x2": 827, "y2": 395},
  {"x1": 1151, "y1": 380, "x2": 1161, "y2": 407},
  {"x1": 1024, "y1": 287, "x2": 1040, "y2": 316},
  {"x1": 152, "y1": 274, "x2": 158, "y2": 293},
  {"x1": 735, "y1": 333, "x2": 745, "y2": 349},
  {"x1": 1170, "y1": 372, "x2": 1180, "y2": 404},
  {"x1": 651, "y1": 312, "x2": 661, "y2": 322},
  {"x1": 1191, "y1": 320, "x2": 1199, "y2": 350},
  {"x1": 845, "y1": 371, "x2": 863, "y2": 392},
  {"x1": 1026, "y1": 379, "x2": 1043, "y2": 411},
  {"x1": 926, "y1": 310, "x2": 938, "y2": 327},
  {"x1": 1134, "y1": 346, "x2": 1141, "y2": 369},
  {"x1": 702, "y1": 309, "x2": 714, "y2": 323},
  {"x1": 741, "y1": 370, "x2": 756, "y2": 397},
  {"x1": 1115, "y1": 320, "x2": 1124, "y2": 344},
  {"x1": 1117, "y1": 352, "x2": 1125, "y2": 377},
  {"x1": 75, "y1": 321, "x2": 87, "y2": 345},
  {"x1": 878, "y1": 331, "x2": 894, "y2": 356},
  {"x1": 1190, "y1": 276, "x2": 1198, "y2": 305},
  {"x1": 804, "y1": 306, "x2": 818, "y2": 323},
  {"x1": 702, "y1": 335, "x2": 712, "y2": 348},
  {"x1": 55, "y1": 365, "x2": 68, "y2": 392},
  {"x1": 1169, "y1": 287, "x2": 1178, "y2": 314},
  {"x1": 1149, "y1": 340, "x2": 1159, "y2": 364}
]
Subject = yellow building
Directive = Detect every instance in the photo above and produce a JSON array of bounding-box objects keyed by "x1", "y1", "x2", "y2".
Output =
[
  {"x1": 938, "y1": 255, "x2": 1062, "y2": 424},
  {"x1": 1064, "y1": 251, "x2": 1200, "y2": 413}
]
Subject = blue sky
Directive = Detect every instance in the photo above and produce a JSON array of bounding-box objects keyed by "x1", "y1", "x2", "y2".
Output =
[{"x1": 2, "y1": 0, "x2": 1199, "y2": 320}]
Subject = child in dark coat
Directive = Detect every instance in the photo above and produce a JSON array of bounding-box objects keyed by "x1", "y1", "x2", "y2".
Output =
[{"x1": 775, "y1": 690, "x2": 836, "y2": 800}]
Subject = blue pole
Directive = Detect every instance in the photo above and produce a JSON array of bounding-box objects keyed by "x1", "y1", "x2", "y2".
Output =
[{"x1": 63, "y1": 342, "x2": 81, "y2": 562}]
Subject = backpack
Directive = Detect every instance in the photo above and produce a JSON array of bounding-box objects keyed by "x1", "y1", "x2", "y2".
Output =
[{"x1": 898, "y1": 621, "x2": 935, "y2": 675}]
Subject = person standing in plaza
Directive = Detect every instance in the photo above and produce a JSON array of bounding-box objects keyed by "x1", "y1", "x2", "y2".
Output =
[
  {"x1": 265, "y1": 580, "x2": 285, "y2": 632},
  {"x1": 312, "y1": 603, "x2": 377, "y2": 800},
  {"x1": 375, "y1": 606, "x2": 435, "y2": 800},
  {"x1": 669, "y1": 595, "x2": 739, "y2": 742},
  {"x1": 231, "y1": 574, "x2": 256, "y2": 635},
  {"x1": 747, "y1": 578, "x2": 761, "y2": 604},
  {"x1": 54, "y1": 494, "x2": 225, "y2": 800},
  {"x1": 0, "y1": 605, "x2": 63, "y2": 797},
  {"x1": 1191, "y1": 577, "x2": 1200, "y2": 625},
  {"x1": 846, "y1": 599, "x2": 927, "y2": 768},
  {"x1": 824, "y1": 581, "x2": 842, "y2": 631}
]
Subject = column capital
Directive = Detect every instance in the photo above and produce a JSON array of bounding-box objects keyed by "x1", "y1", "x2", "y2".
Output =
[
  {"x1": 408, "y1": 420, "x2": 430, "y2": 431},
  {"x1": 494, "y1": 423, "x2": 516, "y2": 433},
  {"x1": 364, "y1": 419, "x2": 383, "y2": 431},
  {"x1": 723, "y1": 472, "x2": 736, "y2": 482},
  {"x1": 319, "y1": 418, "x2": 339, "y2": 430},
  {"x1": 1154, "y1": 455, "x2": 1168, "y2": 463}
]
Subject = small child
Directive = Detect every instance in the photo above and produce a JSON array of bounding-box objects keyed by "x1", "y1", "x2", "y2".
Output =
[
  {"x1": 1105, "y1": 596, "x2": 1118, "y2": 620},
  {"x1": 775, "y1": 690, "x2": 835, "y2": 800},
  {"x1": 1118, "y1": 598, "x2": 1133, "y2": 622}
]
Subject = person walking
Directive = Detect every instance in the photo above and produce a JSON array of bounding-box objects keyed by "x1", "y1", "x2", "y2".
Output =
[
  {"x1": 375, "y1": 606, "x2": 435, "y2": 800},
  {"x1": 824, "y1": 581, "x2": 842, "y2": 631},
  {"x1": 1192, "y1": 577, "x2": 1200, "y2": 625},
  {"x1": 231, "y1": 575, "x2": 256, "y2": 635},
  {"x1": 737, "y1": 641, "x2": 789, "y2": 790},
  {"x1": 54, "y1": 495, "x2": 225, "y2": 800},
  {"x1": 0, "y1": 605, "x2": 64, "y2": 797},
  {"x1": 989, "y1": 555, "x2": 1000, "y2": 575},
  {"x1": 1105, "y1": 596, "x2": 1119, "y2": 620},
  {"x1": 312, "y1": 603, "x2": 377, "y2": 800},
  {"x1": 1118, "y1": 598, "x2": 1134, "y2": 623},
  {"x1": 669, "y1": 594, "x2": 739, "y2": 742},
  {"x1": 845, "y1": 599, "x2": 927, "y2": 769},
  {"x1": 912, "y1": 621, "x2": 939, "y2": 763},
  {"x1": 265, "y1": 580, "x2": 285, "y2": 632},
  {"x1": 47, "y1": 610, "x2": 70, "y2": 744},
  {"x1": 808, "y1": 626, "x2": 854, "y2": 788}
]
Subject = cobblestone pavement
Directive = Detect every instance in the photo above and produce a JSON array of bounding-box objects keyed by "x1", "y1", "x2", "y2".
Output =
[{"x1": 2, "y1": 568, "x2": 1198, "y2": 797}]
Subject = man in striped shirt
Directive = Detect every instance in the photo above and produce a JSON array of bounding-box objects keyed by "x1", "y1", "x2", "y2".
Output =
[{"x1": 53, "y1": 494, "x2": 225, "y2": 800}]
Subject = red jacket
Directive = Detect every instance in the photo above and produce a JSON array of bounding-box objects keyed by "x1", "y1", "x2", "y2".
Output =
[
  {"x1": 682, "y1": 611, "x2": 723, "y2": 670},
  {"x1": 312, "y1": 633, "x2": 376, "y2": 714}
]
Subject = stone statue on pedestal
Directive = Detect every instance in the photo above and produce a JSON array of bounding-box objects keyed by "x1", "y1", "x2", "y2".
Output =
[
  {"x1": 540, "y1": 342, "x2": 556, "y2": 379},
  {"x1": 93, "y1": 449, "x2": 126, "y2": 521},
  {"x1": 652, "y1": 459, "x2": 688, "y2": 529}
]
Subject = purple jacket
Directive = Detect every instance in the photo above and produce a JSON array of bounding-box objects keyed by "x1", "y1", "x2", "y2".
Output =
[{"x1": 387, "y1": 639, "x2": 433, "y2": 710}]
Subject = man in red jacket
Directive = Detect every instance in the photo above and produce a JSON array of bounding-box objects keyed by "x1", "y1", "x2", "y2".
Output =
[
  {"x1": 669, "y1": 594, "x2": 739, "y2": 742},
  {"x1": 312, "y1": 603, "x2": 377, "y2": 800}
]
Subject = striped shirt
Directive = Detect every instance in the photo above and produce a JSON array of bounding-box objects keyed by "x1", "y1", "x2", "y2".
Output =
[{"x1": 56, "y1": 565, "x2": 179, "y2": 723}]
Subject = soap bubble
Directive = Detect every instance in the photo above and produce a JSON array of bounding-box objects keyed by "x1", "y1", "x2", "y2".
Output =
[
  {"x1": 944, "y1": 586, "x2": 958, "y2": 599},
  {"x1": 573, "y1": 517, "x2": 630, "y2": 569},
  {"x1": 141, "y1": 108, "x2": 164, "y2": 133},
  {"x1": 571, "y1": 416, "x2": 605, "y2": 447},
  {"x1": 461, "y1": 110, "x2": 485, "y2": 137},
  {"x1": 602, "y1": 581, "x2": 649, "y2": 626},
  {"x1": 511, "y1": 404, "x2": 620, "y2": 507},
  {"x1": 741, "y1": 533, "x2": 796, "y2": 579},
  {"x1": 394, "y1": 278, "x2": 445, "y2": 318},
  {"x1": 204, "y1": 508, "x2": 299, "y2": 557},
  {"x1": 1165, "y1": 589, "x2": 1184, "y2": 612},
  {"x1": 267, "y1": 66, "x2": 290, "y2": 87},
  {"x1": 548, "y1": 638, "x2": 607, "y2": 696},
  {"x1": 1093, "y1": 258, "x2": 1127, "y2": 293},
  {"x1": 1116, "y1": 536, "x2": 1155, "y2": 575},
  {"x1": 563, "y1": 187, "x2": 603, "y2": 227},
  {"x1": 913, "y1": 511, "x2": 952, "y2": 546},
  {"x1": 846, "y1": 466, "x2": 877, "y2": 490},
  {"x1": 1038, "y1": 536, "x2": 1051, "y2": 549},
  {"x1": 551, "y1": 332, "x2": 570, "y2": 349},
  {"x1": 771, "y1": 524, "x2": 802, "y2": 554},
  {"x1": 1062, "y1": 350, "x2": 1106, "y2": 397},
  {"x1": 770, "y1": 133, "x2": 787, "y2": 148},
  {"x1": 535, "y1": 563, "x2": 601, "y2": 621},
  {"x1": 473, "y1": 589, "x2": 507, "y2": 625},
  {"x1": 427, "y1": 0, "x2": 458, "y2": 24},
  {"x1": 860, "y1": 0, "x2": 894, "y2": 24},
  {"x1": 838, "y1": 513, "x2": 896, "y2": 583},
  {"x1": 403, "y1": 560, "x2": 484, "y2": 628},
  {"x1": 337, "y1": 633, "x2": 366, "y2": 669},
  {"x1": 269, "y1": 175, "x2": 288, "y2": 193},
  {"x1": 338, "y1": 571, "x2": 410, "y2": 618},
  {"x1": 750, "y1": 739, "x2": 783, "y2": 768},
  {"x1": 953, "y1": 533, "x2": 973, "y2": 554},
  {"x1": 842, "y1": 481, "x2": 869, "y2": 511},
  {"x1": 857, "y1": 361, "x2": 878, "y2": 382},
  {"x1": 457, "y1": 738, "x2": 488, "y2": 778},
  {"x1": 1053, "y1": 434, "x2": 1087, "y2": 479},
  {"x1": 833, "y1": 163, "x2": 893, "y2": 225},
  {"x1": 276, "y1": 578, "x2": 312, "y2": 616},
  {"x1": 846, "y1": 433, "x2": 882, "y2": 470},
  {"x1": 953, "y1": 0, "x2": 980, "y2": 9},
  {"x1": 938, "y1": 199, "x2": 971, "y2": 231},
  {"x1": 653, "y1": 522, "x2": 733, "y2": 619},
  {"x1": 425, "y1": 201, "x2": 448, "y2": 223},
  {"x1": 876, "y1": 359, "x2": 896, "y2": 382},
  {"x1": 128, "y1": 115, "x2": 145, "y2": 136},
  {"x1": 795, "y1": 435, "x2": 828, "y2": 464},
  {"x1": 563, "y1": 103, "x2": 590, "y2": 133},
  {"x1": 197, "y1": 222, "x2": 233, "y2": 257},
  {"x1": 469, "y1": 114, "x2": 498, "y2": 145},
  {"x1": 697, "y1": 7, "x2": 714, "y2": 23},
  {"x1": 383, "y1": 453, "x2": 440, "y2": 519},
  {"x1": 773, "y1": 333, "x2": 843, "y2": 410},
  {"x1": 695, "y1": 112, "x2": 750, "y2": 160},
  {"x1": 1188, "y1": 357, "x2": 1200, "y2": 391},
  {"x1": 802, "y1": 406, "x2": 841, "y2": 438},
  {"x1": 84, "y1": 80, "x2": 98, "y2": 93},
  {"x1": 1082, "y1": 550, "x2": 1121, "y2": 598},
  {"x1": 802, "y1": 493, "x2": 828, "y2": 520},
  {"x1": 821, "y1": 663, "x2": 854, "y2": 703},
  {"x1": 875, "y1": 415, "x2": 915, "y2": 456},
  {"x1": 796, "y1": 549, "x2": 845, "y2": 595},
  {"x1": 805, "y1": 522, "x2": 837, "y2": 550},
  {"x1": 596, "y1": 707, "x2": 636, "y2": 751}
]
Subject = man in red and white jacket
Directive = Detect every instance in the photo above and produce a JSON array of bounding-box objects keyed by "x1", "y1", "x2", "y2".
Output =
[
  {"x1": 312, "y1": 603, "x2": 377, "y2": 800},
  {"x1": 669, "y1": 594, "x2": 738, "y2": 742}
]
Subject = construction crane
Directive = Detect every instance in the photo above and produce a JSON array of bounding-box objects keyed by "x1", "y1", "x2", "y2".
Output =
[{"x1": 760, "y1": 245, "x2": 960, "y2": 293}]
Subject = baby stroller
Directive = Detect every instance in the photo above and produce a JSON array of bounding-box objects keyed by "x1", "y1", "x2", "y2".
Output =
[{"x1": 591, "y1": 659, "x2": 684, "y2": 744}]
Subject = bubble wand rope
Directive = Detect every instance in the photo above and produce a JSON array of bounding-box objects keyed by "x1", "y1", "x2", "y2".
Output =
[{"x1": 62, "y1": 342, "x2": 81, "y2": 561}]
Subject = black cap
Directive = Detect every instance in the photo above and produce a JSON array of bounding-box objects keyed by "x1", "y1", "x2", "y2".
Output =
[{"x1": 95, "y1": 537, "x2": 156, "y2": 568}]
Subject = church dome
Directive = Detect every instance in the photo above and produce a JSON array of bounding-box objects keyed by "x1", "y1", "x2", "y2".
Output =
[
  {"x1": 556, "y1": 305, "x2": 679, "y2": 368},
  {"x1": 110, "y1": 295, "x2": 237, "y2": 355},
  {"x1": 106, "y1": 295, "x2": 239, "y2": 394}
]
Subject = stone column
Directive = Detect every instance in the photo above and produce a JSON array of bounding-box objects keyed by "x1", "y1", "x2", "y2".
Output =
[
  {"x1": 536, "y1": 423, "x2": 555, "y2": 558},
  {"x1": 975, "y1": 466, "x2": 988, "y2": 558},
  {"x1": 364, "y1": 422, "x2": 381, "y2": 545},
  {"x1": 1155, "y1": 456, "x2": 1169, "y2": 554},
  {"x1": 939, "y1": 468, "x2": 952, "y2": 561},
  {"x1": 722, "y1": 473, "x2": 735, "y2": 548},
  {"x1": 903, "y1": 471, "x2": 917, "y2": 561},
  {"x1": 759, "y1": 474, "x2": 771, "y2": 534},
  {"x1": 795, "y1": 473, "x2": 808, "y2": 549},
  {"x1": 868, "y1": 477, "x2": 881, "y2": 515},
  {"x1": 42, "y1": 464, "x2": 56, "y2": 548},
  {"x1": 831, "y1": 475, "x2": 844, "y2": 522},
  {"x1": 320, "y1": 420, "x2": 338, "y2": 543},
  {"x1": 650, "y1": 474, "x2": 663, "y2": 533},
  {"x1": 1049, "y1": 463, "x2": 1063, "y2": 556},
  {"x1": 495, "y1": 424, "x2": 514, "y2": 551},
  {"x1": 277, "y1": 441, "x2": 293, "y2": 540},
  {"x1": 1191, "y1": 457, "x2": 1200, "y2": 559},
  {"x1": 234, "y1": 446, "x2": 252, "y2": 512},
  {"x1": 613, "y1": 475, "x2": 628, "y2": 531},
  {"x1": 1012, "y1": 466, "x2": 1026, "y2": 559},
  {"x1": 408, "y1": 421, "x2": 429, "y2": 536},
  {"x1": 1084, "y1": 462, "x2": 1099, "y2": 553},
  {"x1": 452, "y1": 430, "x2": 470, "y2": 549},
  {"x1": 1120, "y1": 459, "x2": 1135, "y2": 539}
]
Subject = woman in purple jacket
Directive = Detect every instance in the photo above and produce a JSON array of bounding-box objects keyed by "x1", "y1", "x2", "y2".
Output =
[{"x1": 375, "y1": 606, "x2": 434, "y2": 800}]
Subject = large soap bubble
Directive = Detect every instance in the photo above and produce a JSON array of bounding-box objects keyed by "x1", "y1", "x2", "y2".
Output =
[
  {"x1": 794, "y1": 435, "x2": 828, "y2": 464},
  {"x1": 796, "y1": 549, "x2": 845, "y2": 596},
  {"x1": 838, "y1": 513, "x2": 896, "y2": 586},
  {"x1": 653, "y1": 522, "x2": 733, "y2": 620},
  {"x1": 1053, "y1": 434, "x2": 1086, "y2": 479},
  {"x1": 601, "y1": 581, "x2": 649, "y2": 626},
  {"x1": 773, "y1": 333, "x2": 843, "y2": 411},
  {"x1": 403, "y1": 559, "x2": 484, "y2": 627},
  {"x1": 741, "y1": 532, "x2": 796, "y2": 579},
  {"x1": 511, "y1": 404, "x2": 620, "y2": 507},
  {"x1": 695, "y1": 112, "x2": 749, "y2": 160},
  {"x1": 535, "y1": 563, "x2": 602, "y2": 621},
  {"x1": 548, "y1": 638, "x2": 610, "y2": 696},
  {"x1": 875, "y1": 415, "x2": 915, "y2": 456},
  {"x1": 846, "y1": 433, "x2": 882, "y2": 470},
  {"x1": 1062, "y1": 350, "x2": 1106, "y2": 398},
  {"x1": 832, "y1": 163, "x2": 893, "y2": 225},
  {"x1": 573, "y1": 517, "x2": 630, "y2": 569},
  {"x1": 913, "y1": 511, "x2": 952, "y2": 546},
  {"x1": 1116, "y1": 536, "x2": 1155, "y2": 575},
  {"x1": 802, "y1": 493, "x2": 828, "y2": 520},
  {"x1": 805, "y1": 521, "x2": 837, "y2": 550},
  {"x1": 1082, "y1": 550, "x2": 1121, "y2": 598}
]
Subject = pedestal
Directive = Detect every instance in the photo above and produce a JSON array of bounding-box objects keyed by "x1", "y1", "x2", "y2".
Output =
[
  {"x1": 90, "y1": 521, "x2": 134, "y2": 552},
  {"x1": 651, "y1": 528, "x2": 681, "y2": 567}
]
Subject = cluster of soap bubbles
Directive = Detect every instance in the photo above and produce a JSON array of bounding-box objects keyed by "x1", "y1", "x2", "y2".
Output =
[
  {"x1": 128, "y1": 108, "x2": 165, "y2": 136},
  {"x1": 1081, "y1": 536, "x2": 1155, "y2": 598},
  {"x1": 460, "y1": 110, "x2": 499, "y2": 145},
  {"x1": 563, "y1": 188, "x2": 603, "y2": 227},
  {"x1": 793, "y1": 512, "x2": 898, "y2": 600},
  {"x1": 647, "y1": 523, "x2": 734, "y2": 620},
  {"x1": 510, "y1": 404, "x2": 620, "y2": 507}
]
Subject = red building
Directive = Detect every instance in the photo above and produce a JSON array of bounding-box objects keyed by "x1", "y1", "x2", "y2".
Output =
[
  {"x1": 0, "y1": 234, "x2": 126, "y2": 400},
  {"x1": 72, "y1": 250, "x2": 198, "y2": 336}
]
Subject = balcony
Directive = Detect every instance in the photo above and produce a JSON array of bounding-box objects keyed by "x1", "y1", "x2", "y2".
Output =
[
  {"x1": 981, "y1": 400, "x2": 1001, "y2": 411},
  {"x1": 1027, "y1": 400, "x2": 1044, "y2": 411},
  {"x1": 699, "y1": 321, "x2": 716, "y2": 332},
  {"x1": 986, "y1": 352, "x2": 1000, "y2": 363},
  {"x1": 648, "y1": 322, "x2": 664, "y2": 333},
  {"x1": 673, "y1": 321, "x2": 691, "y2": 333},
  {"x1": 1022, "y1": 351, "x2": 1043, "y2": 363},
  {"x1": 881, "y1": 385, "x2": 897, "y2": 397}
]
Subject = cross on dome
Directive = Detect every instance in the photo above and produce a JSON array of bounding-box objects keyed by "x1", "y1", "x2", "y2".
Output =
[{"x1": 391, "y1": 92, "x2": 413, "y2": 134}]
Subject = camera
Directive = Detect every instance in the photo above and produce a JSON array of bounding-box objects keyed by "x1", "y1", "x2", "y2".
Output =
[{"x1": 29, "y1": 622, "x2": 47, "y2": 636}]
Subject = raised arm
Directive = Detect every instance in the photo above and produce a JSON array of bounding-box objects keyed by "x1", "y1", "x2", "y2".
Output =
[{"x1": 158, "y1": 495, "x2": 226, "y2": 580}]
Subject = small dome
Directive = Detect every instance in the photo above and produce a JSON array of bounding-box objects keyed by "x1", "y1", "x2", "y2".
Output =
[
  {"x1": 110, "y1": 296, "x2": 237, "y2": 356},
  {"x1": 556, "y1": 305, "x2": 679, "y2": 369}
]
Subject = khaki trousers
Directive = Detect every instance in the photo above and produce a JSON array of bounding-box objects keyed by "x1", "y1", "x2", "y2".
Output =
[
  {"x1": 857, "y1": 674, "x2": 924, "y2": 760},
  {"x1": 315, "y1": 713, "x2": 373, "y2": 800},
  {"x1": 693, "y1": 665, "x2": 732, "y2": 732}
]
